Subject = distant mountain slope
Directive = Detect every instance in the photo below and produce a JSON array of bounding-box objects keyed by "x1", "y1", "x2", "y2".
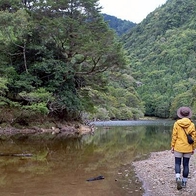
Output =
[
  {"x1": 102, "y1": 14, "x2": 136, "y2": 36},
  {"x1": 122, "y1": 0, "x2": 196, "y2": 118}
]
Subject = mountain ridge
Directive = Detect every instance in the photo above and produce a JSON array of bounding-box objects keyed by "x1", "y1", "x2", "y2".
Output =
[
  {"x1": 122, "y1": 0, "x2": 196, "y2": 118},
  {"x1": 102, "y1": 13, "x2": 136, "y2": 36}
]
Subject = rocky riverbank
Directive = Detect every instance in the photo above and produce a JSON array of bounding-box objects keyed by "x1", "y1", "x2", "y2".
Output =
[
  {"x1": 0, "y1": 123, "x2": 94, "y2": 141},
  {"x1": 132, "y1": 150, "x2": 196, "y2": 196}
]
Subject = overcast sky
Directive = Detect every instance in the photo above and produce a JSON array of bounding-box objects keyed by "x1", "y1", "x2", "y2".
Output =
[{"x1": 98, "y1": 0, "x2": 167, "y2": 23}]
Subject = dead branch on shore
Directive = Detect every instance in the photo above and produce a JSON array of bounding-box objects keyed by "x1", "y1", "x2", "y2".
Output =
[{"x1": 0, "y1": 153, "x2": 33, "y2": 157}]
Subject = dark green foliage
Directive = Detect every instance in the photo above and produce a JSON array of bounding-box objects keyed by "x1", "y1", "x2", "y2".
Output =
[
  {"x1": 0, "y1": 0, "x2": 144, "y2": 121},
  {"x1": 102, "y1": 14, "x2": 136, "y2": 36},
  {"x1": 123, "y1": 0, "x2": 196, "y2": 119}
]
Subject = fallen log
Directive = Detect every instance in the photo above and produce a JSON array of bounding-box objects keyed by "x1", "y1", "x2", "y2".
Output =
[{"x1": 0, "y1": 153, "x2": 33, "y2": 157}]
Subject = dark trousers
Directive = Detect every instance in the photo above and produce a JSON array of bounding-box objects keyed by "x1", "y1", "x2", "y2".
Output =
[{"x1": 175, "y1": 157, "x2": 190, "y2": 178}]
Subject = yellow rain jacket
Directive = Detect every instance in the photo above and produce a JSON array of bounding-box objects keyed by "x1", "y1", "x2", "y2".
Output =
[{"x1": 171, "y1": 118, "x2": 196, "y2": 153}]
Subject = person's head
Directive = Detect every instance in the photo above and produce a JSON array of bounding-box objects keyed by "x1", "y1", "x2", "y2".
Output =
[{"x1": 177, "y1": 106, "x2": 192, "y2": 119}]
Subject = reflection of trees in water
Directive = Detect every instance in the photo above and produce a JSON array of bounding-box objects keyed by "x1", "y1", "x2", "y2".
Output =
[
  {"x1": 141, "y1": 125, "x2": 172, "y2": 152},
  {"x1": 145, "y1": 125, "x2": 172, "y2": 135},
  {"x1": 0, "y1": 124, "x2": 173, "y2": 164},
  {"x1": 144, "y1": 125, "x2": 172, "y2": 141},
  {"x1": 0, "y1": 122, "x2": 174, "y2": 190}
]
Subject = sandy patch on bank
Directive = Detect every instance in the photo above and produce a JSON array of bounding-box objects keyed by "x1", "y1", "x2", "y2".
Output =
[{"x1": 132, "y1": 150, "x2": 196, "y2": 196}]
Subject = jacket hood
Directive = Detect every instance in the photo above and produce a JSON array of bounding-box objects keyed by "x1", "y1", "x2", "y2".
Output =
[{"x1": 177, "y1": 118, "x2": 192, "y2": 128}]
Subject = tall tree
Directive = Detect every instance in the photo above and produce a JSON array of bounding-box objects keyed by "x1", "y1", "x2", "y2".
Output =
[{"x1": 0, "y1": 0, "x2": 130, "y2": 120}]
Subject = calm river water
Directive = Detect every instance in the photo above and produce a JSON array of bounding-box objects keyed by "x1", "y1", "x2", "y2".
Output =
[{"x1": 0, "y1": 120, "x2": 175, "y2": 196}]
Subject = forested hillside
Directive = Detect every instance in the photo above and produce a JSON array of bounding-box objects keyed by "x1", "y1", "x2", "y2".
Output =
[
  {"x1": 123, "y1": 0, "x2": 196, "y2": 119},
  {"x1": 0, "y1": 0, "x2": 144, "y2": 126},
  {"x1": 102, "y1": 14, "x2": 136, "y2": 36}
]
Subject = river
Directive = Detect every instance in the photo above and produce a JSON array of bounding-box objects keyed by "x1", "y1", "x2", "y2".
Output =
[{"x1": 0, "y1": 120, "x2": 174, "y2": 196}]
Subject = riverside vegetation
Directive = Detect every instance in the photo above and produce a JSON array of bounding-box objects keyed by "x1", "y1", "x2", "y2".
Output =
[
  {"x1": 1, "y1": 1, "x2": 196, "y2": 195},
  {"x1": 0, "y1": 0, "x2": 144, "y2": 126},
  {"x1": 1, "y1": 0, "x2": 196, "y2": 125}
]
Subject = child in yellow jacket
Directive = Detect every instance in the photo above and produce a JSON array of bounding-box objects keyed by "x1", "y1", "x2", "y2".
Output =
[{"x1": 171, "y1": 107, "x2": 196, "y2": 190}]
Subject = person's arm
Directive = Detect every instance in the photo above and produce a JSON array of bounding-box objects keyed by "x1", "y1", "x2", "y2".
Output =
[
  {"x1": 171, "y1": 122, "x2": 178, "y2": 153},
  {"x1": 191, "y1": 123, "x2": 196, "y2": 154}
]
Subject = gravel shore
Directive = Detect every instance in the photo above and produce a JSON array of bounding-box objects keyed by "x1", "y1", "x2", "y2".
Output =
[{"x1": 132, "y1": 150, "x2": 196, "y2": 196}]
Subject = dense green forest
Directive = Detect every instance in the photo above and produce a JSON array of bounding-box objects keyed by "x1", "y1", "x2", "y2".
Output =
[
  {"x1": 102, "y1": 14, "x2": 136, "y2": 36},
  {"x1": 123, "y1": 0, "x2": 196, "y2": 119},
  {"x1": 0, "y1": 0, "x2": 144, "y2": 126},
  {"x1": 2, "y1": 0, "x2": 195, "y2": 124}
]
